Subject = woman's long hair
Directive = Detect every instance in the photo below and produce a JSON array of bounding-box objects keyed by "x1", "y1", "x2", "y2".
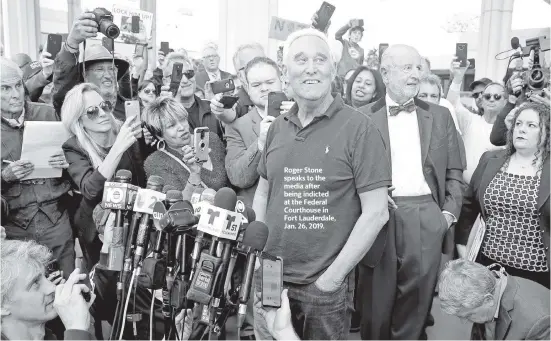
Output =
[
  {"x1": 345, "y1": 66, "x2": 385, "y2": 107},
  {"x1": 505, "y1": 101, "x2": 550, "y2": 174},
  {"x1": 61, "y1": 83, "x2": 121, "y2": 168}
]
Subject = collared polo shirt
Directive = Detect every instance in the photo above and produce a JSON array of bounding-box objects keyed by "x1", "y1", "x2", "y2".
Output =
[{"x1": 258, "y1": 94, "x2": 391, "y2": 284}]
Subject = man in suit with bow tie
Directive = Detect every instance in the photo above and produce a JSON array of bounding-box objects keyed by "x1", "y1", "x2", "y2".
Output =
[{"x1": 357, "y1": 44, "x2": 465, "y2": 340}]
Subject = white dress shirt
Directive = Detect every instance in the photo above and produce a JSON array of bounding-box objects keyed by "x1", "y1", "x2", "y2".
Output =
[
  {"x1": 207, "y1": 69, "x2": 221, "y2": 81},
  {"x1": 386, "y1": 95, "x2": 432, "y2": 197}
]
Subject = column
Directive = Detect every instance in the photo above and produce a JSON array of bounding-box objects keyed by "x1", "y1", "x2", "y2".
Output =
[
  {"x1": 67, "y1": 0, "x2": 82, "y2": 33},
  {"x1": 475, "y1": 0, "x2": 514, "y2": 81},
  {"x1": 2, "y1": 0, "x2": 39, "y2": 57},
  {"x1": 218, "y1": 0, "x2": 279, "y2": 72},
  {"x1": 140, "y1": 0, "x2": 156, "y2": 73}
]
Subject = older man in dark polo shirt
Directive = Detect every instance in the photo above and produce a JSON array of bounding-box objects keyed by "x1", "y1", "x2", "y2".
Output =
[{"x1": 252, "y1": 28, "x2": 391, "y2": 340}]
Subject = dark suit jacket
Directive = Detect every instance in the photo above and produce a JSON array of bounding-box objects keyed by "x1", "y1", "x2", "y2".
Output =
[
  {"x1": 456, "y1": 150, "x2": 550, "y2": 266},
  {"x1": 490, "y1": 101, "x2": 515, "y2": 147},
  {"x1": 471, "y1": 276, "x2": 550, "y2": 340},
  {"x1": 195, "y1": 69, "x2": 233, "y2": 91},
  {"x1": 359, "y1": 97, "x2": 465, "y2": 266},
  {"x1": 224, "y1": 107, "x2": 262, "y2": 207}
]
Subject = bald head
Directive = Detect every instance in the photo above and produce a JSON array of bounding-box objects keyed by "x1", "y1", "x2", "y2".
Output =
[{"x1": 380, "y1": 44, "x2": 422, "y2": 104}]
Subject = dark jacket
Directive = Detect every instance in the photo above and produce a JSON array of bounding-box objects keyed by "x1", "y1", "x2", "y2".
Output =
[
  {"x1": 1, "y1": 102, "x2": 71, "y2": 230},
  {"x1": 490, "y1": 101, "x2": 515, "y2": 146},
  {"x1": 235, "y1": 87, "x2": 254, "y2": 119},
  {"x1": 195, "y1": 69, "x2": 233, "y2": 91},
  {"x1": 359, "y1": 97, "x2": 466, "y2": 266},
  {"x1": 52, "y1": 45, "x2": 129, "y2": 121},
  {"x1": 471, "y1": 276, "x2": 550, "y2": 340},
  {"x1": 144, "y1": 132, "x2": 228, "y2": 191},
  {"x1": 186, "y1": 95, "x2": 226, "y2": 142},
  {"x1": 455, "y1": 150, "x2": 550, "y2": 266},
  {"x1": 62, "y1": 136, "x2": 146, "y2": 243}
]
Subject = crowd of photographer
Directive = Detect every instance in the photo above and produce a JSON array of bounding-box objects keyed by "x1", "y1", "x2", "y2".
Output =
[{"x1": 1, "y1": 4, "x2": 550, "y2": 341}]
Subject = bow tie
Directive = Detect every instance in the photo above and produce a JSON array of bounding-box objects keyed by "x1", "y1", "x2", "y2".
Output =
[{"x1": 389, "y1": 101, "x2": 416, "y2": 116}]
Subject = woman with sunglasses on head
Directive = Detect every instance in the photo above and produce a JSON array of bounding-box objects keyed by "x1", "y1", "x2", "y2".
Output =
[
  {"x1": 456, "y1": 101, "x2": 550, "y2": 289},
  {"x1": 345, "y1": 66, "x2": 385, "y2": 108},
  {"x1": 447, "y1": 59, "x2": 507, "y2": 183},
  {"x1": 142, "y1": 96, "x2": 228, "y2": 198}
]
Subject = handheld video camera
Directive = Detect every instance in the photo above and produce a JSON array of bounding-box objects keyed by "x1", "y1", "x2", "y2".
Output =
[
  {"x1": 92, "y1": 7, "x2": 120, "y2": 40},
  {"x1": 517, "y1": 36, "x2": 550, "y2": 99}
]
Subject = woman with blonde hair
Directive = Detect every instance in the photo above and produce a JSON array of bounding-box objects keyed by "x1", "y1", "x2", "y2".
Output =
[
  {"x1": 61, "y1": 83, "x2": 145, "y2": 269},
  {"x1": 142, "y1": 96, "x2": 227, "y2": 197}
]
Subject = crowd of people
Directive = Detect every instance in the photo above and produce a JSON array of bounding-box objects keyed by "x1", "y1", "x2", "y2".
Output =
[{"x1": 1, "y1": 5, "x2": 550, "y2": 341}]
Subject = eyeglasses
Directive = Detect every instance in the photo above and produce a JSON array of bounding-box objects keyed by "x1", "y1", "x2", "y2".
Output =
[
  {"x1": 471, "y1": 92, "x2": 483, "y2": 99},
  {"x1": 142, "y1": 88, "x2": 155, "y2": 95},
  {"x1": 483, "y1": 93, "x2": 502, "y2": 101},
  {"x1": 85, "y1": 101, "x2": 113, "y2": 119},
  {"x1": 87, "y1": 66, "x2": 117, "y2": 76},
  {"x1": 203, "y1": 54, "x2": 219, "y2": 59},
  {"x1": 162, "y1": 70, "x2": 196, "y2": 84}
]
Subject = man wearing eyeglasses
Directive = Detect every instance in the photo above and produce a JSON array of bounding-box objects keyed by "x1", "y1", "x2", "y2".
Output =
[
  {"x1": 446, "y1": 60, "x2": 506, "y2": 184},
  {"x1": 196, "y1": 43, "x2": 233, "y2": 92},
  {"x1": 1, "y1": 58, "x2": 74, "y2": 279},
  {"x1": 469, "y1": 77, "x2": 492, "y2": 114},
  {"x1": 52, "y1": 11, "x2": 131, "y2": 121}
]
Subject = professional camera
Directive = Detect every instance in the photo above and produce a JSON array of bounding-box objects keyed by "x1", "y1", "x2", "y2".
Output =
[
  {"x1": 510, "y1": 36, "x2": 550, "y2": 99},
  {"x1": 92, "y1": 7, "x2": 120, "y2": 40}
]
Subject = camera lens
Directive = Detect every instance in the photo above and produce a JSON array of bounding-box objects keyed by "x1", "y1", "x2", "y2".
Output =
[
  {"x1": 529, "y1": 69, "x2": 545, "y2": 89},
  {"x1": 200, "y1": 142, "x2": 206, "y2": 148},
  {"x1": 104, "y1": 24, "x2": 120, "y2": 40}
]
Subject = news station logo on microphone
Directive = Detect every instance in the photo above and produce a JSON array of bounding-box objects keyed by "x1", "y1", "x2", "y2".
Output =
[
  {"x1": 197, "y1": 204, "x2": 242, "y2": 240},
  {"x1": 102, "y1": 182, "x2": 139, "y2": 210}
]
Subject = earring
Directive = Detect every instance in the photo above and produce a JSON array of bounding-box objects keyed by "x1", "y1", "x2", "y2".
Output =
[{"x1": 157, "y1": 139, "x2": 166, "y2": 151}]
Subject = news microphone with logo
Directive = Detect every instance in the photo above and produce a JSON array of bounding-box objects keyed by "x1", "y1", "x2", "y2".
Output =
[
  {"x1": 132, "y1": 176, "x2": 165, "y2": 268},
  {"x1": 237, "y1": 221, "x2": 269, "y2": 329},
  {"x1": 190, "y1": 188, "x2": 216, "y2": 277},
  {"x1": 101, "y1": 170, "x2": 136, "y2": 271}
]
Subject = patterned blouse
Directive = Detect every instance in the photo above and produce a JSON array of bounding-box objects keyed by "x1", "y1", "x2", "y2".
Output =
[{"x1": 481, "y1": 171, "x2": 548, "y2": 272}]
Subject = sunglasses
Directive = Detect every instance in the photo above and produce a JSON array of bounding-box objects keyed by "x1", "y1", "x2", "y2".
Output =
[
  {"x1": 142, "y1": 88, "x2": 155, "y2": 95},
  {"x1": 162, "y1": 70, "x2": 196, "y2": 83},
  {"x1": 85, "y1": 101, "x2": 113, "y2": 119},
  {"x1": 471, "y1": 92, "x2": 483, "y2": 99},
  {"x1": 483, "y1": 93, "x2": 502, "y2": 101}
]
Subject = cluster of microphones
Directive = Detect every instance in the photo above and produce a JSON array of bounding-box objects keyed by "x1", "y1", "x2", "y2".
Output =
[{"x1": 99, "y1": 170, "x2": 269, "y2": 340}]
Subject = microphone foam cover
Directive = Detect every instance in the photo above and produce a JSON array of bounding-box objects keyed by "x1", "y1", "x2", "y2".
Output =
[
  {"x1": 115, "y1": 169, "x2": 132, "y2": 181},
  {"x1": 242, "y1": 221, "x2": 269, "y2": 251},
  {"x1": 214, "y1": 187, "x2": 237, "y2": 211},
  {"x1": 511, "y1": 37, "x2": 520, "y2": 49},
  {"x1": 245, "y1": 207, "x2": 256, "y2": 223},
  {"x1": 181, "y1": 200, "x2": 194, "y2": 212},
  {"x1": 163, "y1": 185, "x2": 178, "y2": 194},
  {"x1": 147, "y1": 175, "x2": 165, "y2": 188},
  {"x1": 166, "y1": 190, "x2": 183, "y2": 203},
  {"x1": 201, "y1": 188, "x2": 216, "y2": 204}
]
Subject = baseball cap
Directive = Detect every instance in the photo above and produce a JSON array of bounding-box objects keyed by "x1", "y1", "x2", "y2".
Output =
[{"x1": 469, "y1": 77, "x2": 492, "y2": 91}]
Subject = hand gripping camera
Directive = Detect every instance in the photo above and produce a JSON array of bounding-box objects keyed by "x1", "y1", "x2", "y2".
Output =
[
  {"x1": 522, "y1": 36, "x2": 550, "y2": 98},
  {"x1": 92, "y1": 8, "x2": 120, "y2": 40}
]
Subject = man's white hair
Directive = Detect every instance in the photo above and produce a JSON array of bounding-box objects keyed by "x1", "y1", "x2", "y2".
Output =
[
  {"x1": 232, "y1": 43, "x2": 265, "y2": 72},
  {"x1": 282, "y1": 28, "x2": 341, "y2": 66},
  {"x1": 202, "y1": 42, "x2": 219, "y2": 57}
]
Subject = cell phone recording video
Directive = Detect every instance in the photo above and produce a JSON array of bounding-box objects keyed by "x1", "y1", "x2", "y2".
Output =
[
  {"x1": 194, "y1": 127, "x2": 210, "y2": 163},
  {"x1": 313, "y1": 2, "x2": 336, "y2": 32},
  {"x1": 267, "y1": 91, "x2": 289, "y2": 118},
  {"x1": 46, "y1": 259, "x2": 60, "y2": 277},
  {"x1": 170, "y1": 62, "x2": 184, "y2": 96},
  {"x1": 211, "y1": 78, "x2": 236, "y2": 95},
  {"x1": 46, "y1": 34, "x2": 63, "y2": 59},
  {"x1": 261, "y1": 255, "x2": 283, "y2": 308},
  {"x1": 456, "y1": 43, "x2": 468, "y2": 67},
  {"x1": 102, "y1": 37, "x2": 114, "y2": 53}
]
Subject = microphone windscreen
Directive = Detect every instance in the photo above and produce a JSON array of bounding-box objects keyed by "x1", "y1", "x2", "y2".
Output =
[
  {"x1": 244, "y1": 207, "x2": 256, "y2": 223},
  {"x1": 200, "y1": 188, "x2": 216, "y2": 204},
  {"x1": 147, "y1": 175, "x2": 165, "y2": 191},
  {"x1": 181, "y1": 200, "x2": 194, "y2": 212},
  {"x1": 115, "y1": 169, "x2": 132, "y2": 181},
  {"x1": 163, "y1": 185, "x2": 178, "y2": 193},
  {"x1": 511, "y1": 37, "x2": 520, "y2": 50},
  {"x1": 242, "y1": 221, "x2": 269, "y2": 251},
  {"x1": 166, "y1": 190, "x2": 183, "y2": 203},
  {"x1": 214, "y1": 187, "x2": 237, "y2": 211}
]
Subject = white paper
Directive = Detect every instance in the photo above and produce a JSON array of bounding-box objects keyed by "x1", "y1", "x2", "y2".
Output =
[{"x1": 20, "y1": 121, "x2": 70, "y2": 180}]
